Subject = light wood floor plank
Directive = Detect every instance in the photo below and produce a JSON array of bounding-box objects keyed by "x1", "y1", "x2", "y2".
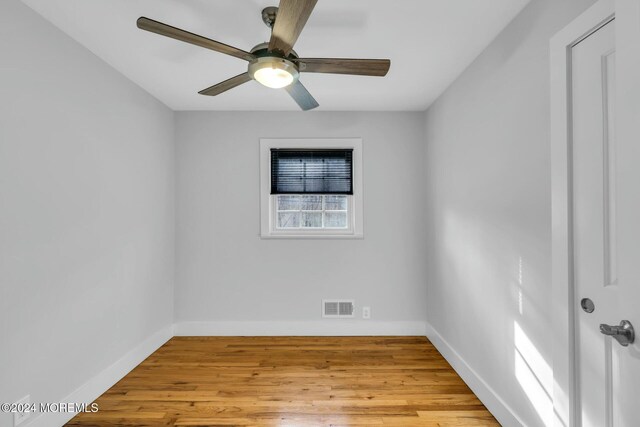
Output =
[{"x1": 66, "y1": 336, "x2": 498, "y2": 426}]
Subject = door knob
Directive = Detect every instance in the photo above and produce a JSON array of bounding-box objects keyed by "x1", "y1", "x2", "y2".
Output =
[{"x1": 600, "y1": 320, "x2": 635, "y2": 347}]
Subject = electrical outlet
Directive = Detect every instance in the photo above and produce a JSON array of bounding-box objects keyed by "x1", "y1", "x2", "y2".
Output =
[
  {"x1": 13, "y1": 395, "x2": 31, "y2": 426},
  {"x1": 362, "y1": 306, "x2": 371, "y2": 319}
]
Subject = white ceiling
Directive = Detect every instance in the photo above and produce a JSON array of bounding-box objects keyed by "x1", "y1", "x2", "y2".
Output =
[{"x1": 22, "y1": 0, "x2": 529, "y2": 111}]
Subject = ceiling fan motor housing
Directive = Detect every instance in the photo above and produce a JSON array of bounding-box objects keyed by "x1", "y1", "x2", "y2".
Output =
[{"x1": 250, "y1": 42, "x2": 298, "y2": 60}]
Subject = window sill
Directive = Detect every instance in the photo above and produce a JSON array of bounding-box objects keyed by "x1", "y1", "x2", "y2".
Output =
[{"x1": 260, "y1": 232, "x2": 364, "y2": 240}]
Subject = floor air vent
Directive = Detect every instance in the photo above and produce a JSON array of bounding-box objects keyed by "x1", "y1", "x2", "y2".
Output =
[{"x1": 322, "y1": 300, "x2": 355, "y2": 318}]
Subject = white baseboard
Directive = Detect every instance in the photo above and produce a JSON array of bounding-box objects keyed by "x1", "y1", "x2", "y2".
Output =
[
  {"x1": 26, "y1": 325, "x2": 173, "y2": 427},
  {"x1": 174, "y1": 320, "x2": 427, "y2": 336},
  {"x1": 425, "y1": 322, "x2": 525, "y2": 427}
]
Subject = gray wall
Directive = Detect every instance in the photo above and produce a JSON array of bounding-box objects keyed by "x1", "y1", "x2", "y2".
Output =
[
  {"x1": 423, "y1": 0, "x2": 597, "y2": 425},
  {"x1": 175, "y1": 112, "x2": 427, "y2": 328},
  {"x1": 0, "y1": 2, "x2": 175, "y2": 426}
]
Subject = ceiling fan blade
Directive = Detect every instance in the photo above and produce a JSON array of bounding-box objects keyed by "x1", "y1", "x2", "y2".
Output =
[
  {"x1": 285, "y1": 80, "x2": 319, "y2": 111},
  {"x1": 198, "y1": 73, "x2": 252, "y2": 96},
  {"x1": 137, "y1": 17, "x2": 255, "y2": 61},
  {"x1": 268, "y1": 0, "x2": 318, "y2": 56},
  {"x1": 297, "y1": 58, "x2": 391, "y2": 76}
]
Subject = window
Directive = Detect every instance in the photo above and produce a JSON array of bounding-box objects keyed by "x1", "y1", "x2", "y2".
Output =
[
  {"x1": 260, "y1": 139, "x2": 363, "y2": 238},
  {"x1": 275, "y1": 195, "x2": 349, "y2": 229}
]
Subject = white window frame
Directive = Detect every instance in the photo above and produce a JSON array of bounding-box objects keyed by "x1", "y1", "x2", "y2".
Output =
[{"x1": 260, "y1": 138, "x2": 364, "y2": 239}]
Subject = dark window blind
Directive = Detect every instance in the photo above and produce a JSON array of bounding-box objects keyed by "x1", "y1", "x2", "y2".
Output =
[{"x1": 271, "y1": 149, "x2": 353, "y2": 195}]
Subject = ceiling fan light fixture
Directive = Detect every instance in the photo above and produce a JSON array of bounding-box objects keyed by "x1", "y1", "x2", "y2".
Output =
[{"x1": 248, "y1": 56, "x2": 299, "y2": 89}]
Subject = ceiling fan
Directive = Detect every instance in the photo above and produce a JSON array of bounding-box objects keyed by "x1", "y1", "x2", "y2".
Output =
[{"x1": 137, "y1": 0, "x2": 390, "y2": 111}]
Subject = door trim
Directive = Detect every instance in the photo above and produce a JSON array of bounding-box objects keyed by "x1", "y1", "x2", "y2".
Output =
[{"x1": 550, "y1": 1, "x2": 615, "y2": 426}]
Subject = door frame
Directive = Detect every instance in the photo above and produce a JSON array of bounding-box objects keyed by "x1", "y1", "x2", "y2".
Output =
[{"x1": 550, "y1": 1, "x2": 615, "y2": 426}]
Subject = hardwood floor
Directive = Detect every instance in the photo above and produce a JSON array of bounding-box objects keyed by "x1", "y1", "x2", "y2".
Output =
[{"x1": 66, "y1": 336, "x2": 498, "y2": 426}]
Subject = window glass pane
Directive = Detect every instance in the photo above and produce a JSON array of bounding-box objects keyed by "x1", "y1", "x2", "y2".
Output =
[
  {"x1": 324, "y1": 195, "x2": 348, "y2": 211},
  {"x1": 300, "y1": 195, "x2": 322, "y2": 210},
  {"x1": 274, "y1": 194, "x2": 351, "y2": 231},
  {"x1": 324, "y1": 212, "x2": 348, "y2": 228},
  {"x1": 278, "y1": 212, "x2": 300, "y2": 228},
  {"x1": 301, "y1": 212, "x2": 322, "y2": 228},
  {"x1": 277, "y1": 195, "x2": 301, "y2": 211}
]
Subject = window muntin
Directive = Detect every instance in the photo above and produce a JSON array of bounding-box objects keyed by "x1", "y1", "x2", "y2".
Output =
[{"x1": 275, "y1": 195, "x2": 349, "y2": 229}]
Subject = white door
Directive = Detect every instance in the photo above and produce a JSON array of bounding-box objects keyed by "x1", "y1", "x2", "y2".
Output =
[
  {"x1": 572, "y1": 6, "x2": 640, "y2": 426},
  {"x1": 613, "y1": 0, "x2": 640, "y2": 425},
  {"x1": 572, "y1": 18, "x2": 617, "y2": 427}
]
